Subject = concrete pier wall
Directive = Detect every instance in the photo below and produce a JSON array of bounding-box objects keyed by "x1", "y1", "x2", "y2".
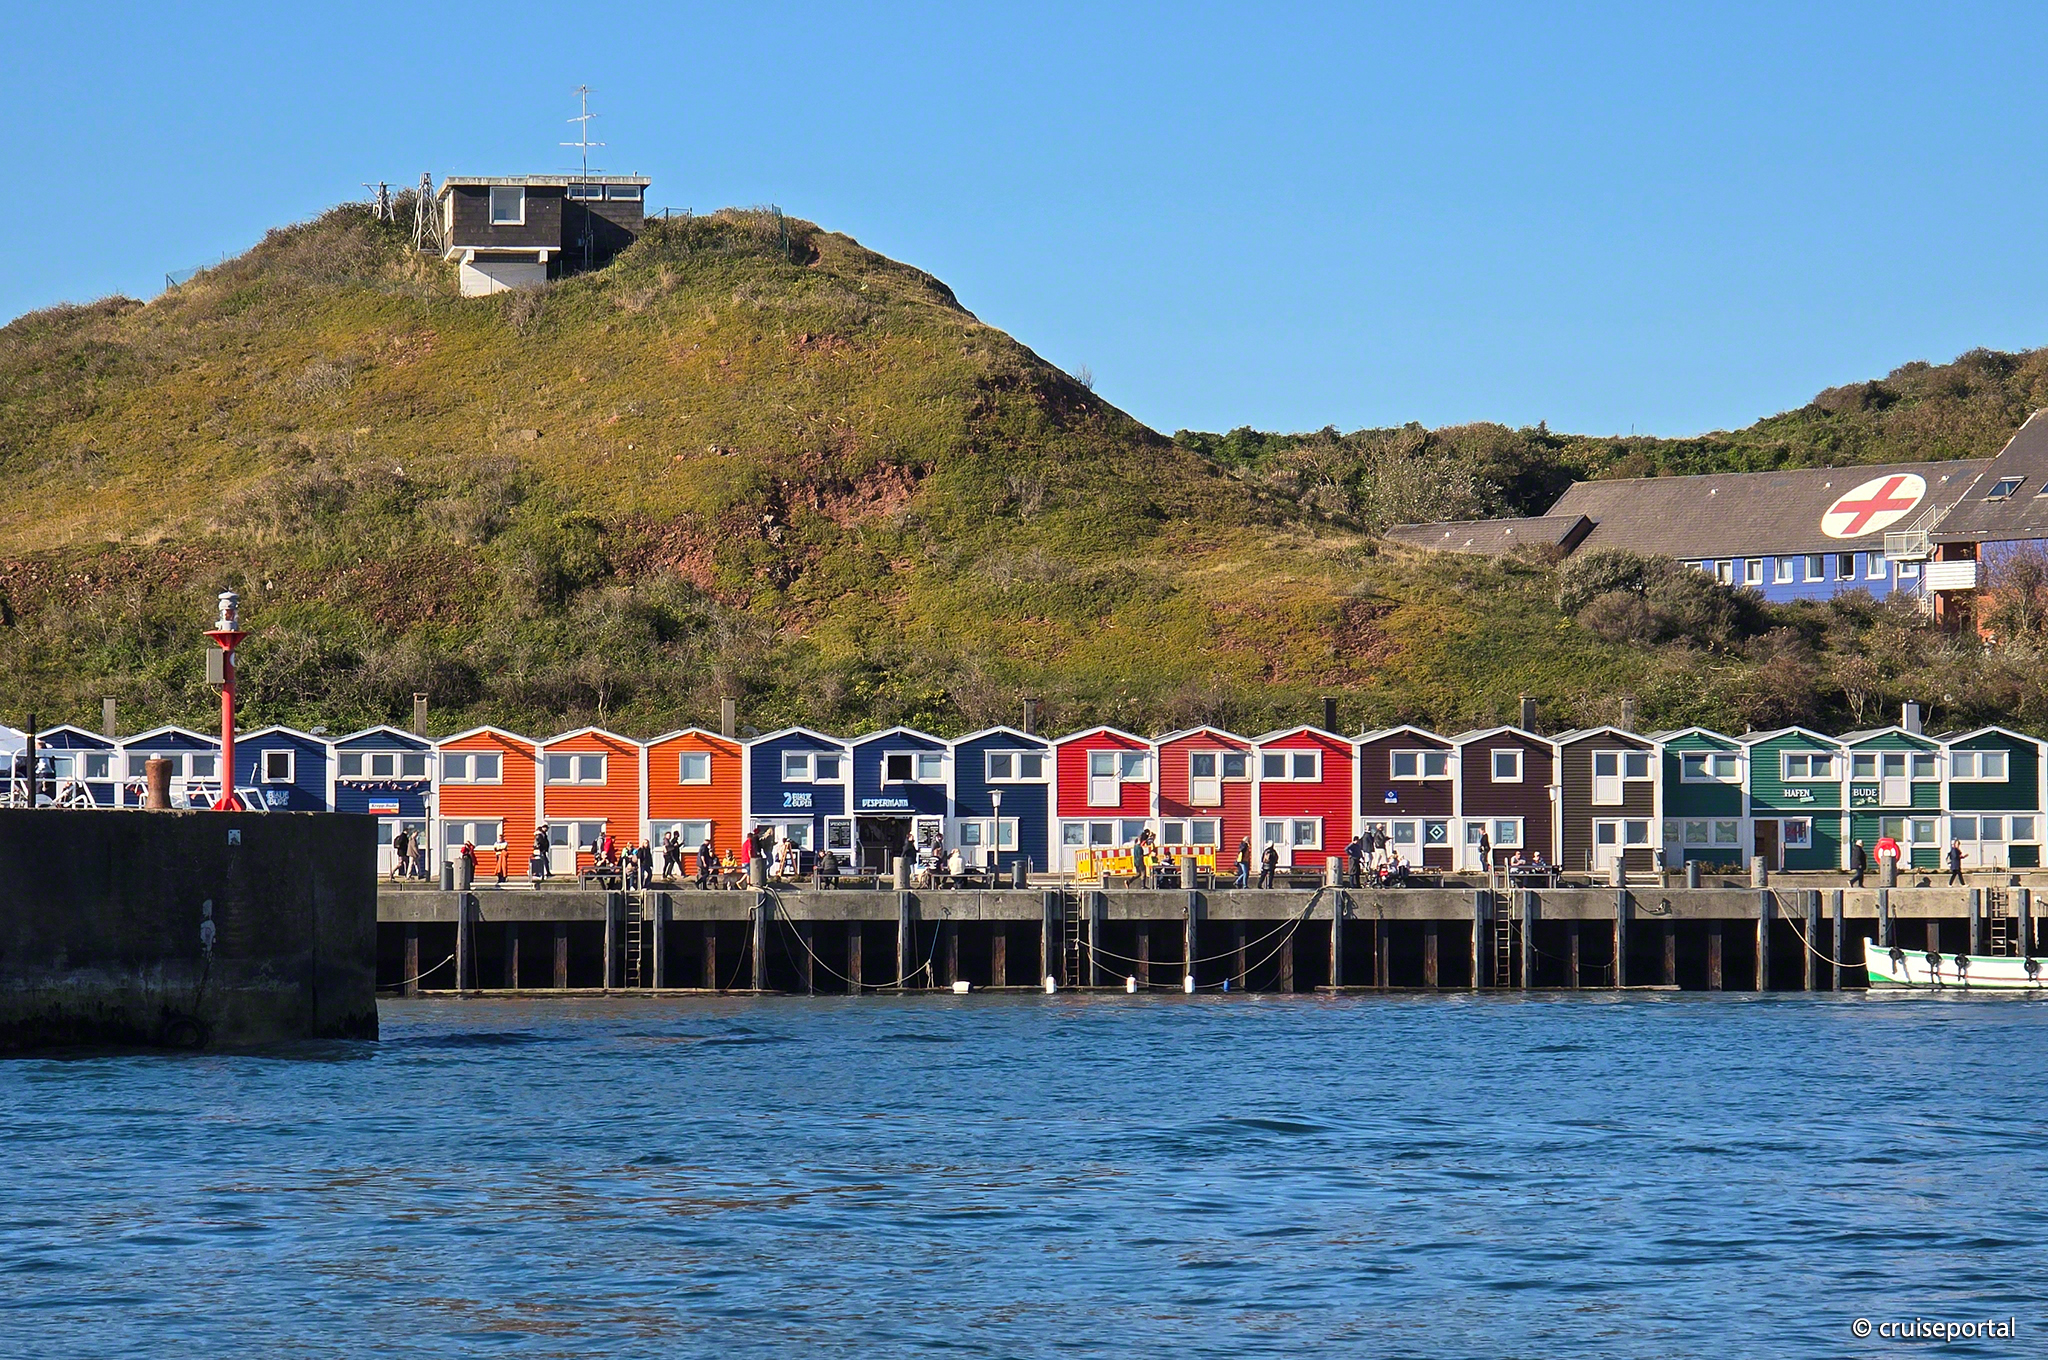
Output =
[{"x1": 0, "y1": 810, "x2": 378, "y2": 1050}]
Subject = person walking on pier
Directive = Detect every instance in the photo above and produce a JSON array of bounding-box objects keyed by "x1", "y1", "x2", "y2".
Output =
[
  {"x1": 534, "y1": 824, "x2": 552, "y2": 881},
  {"x1": 661, "y1": 827, "x2": 683, "y2": 882},
  {"x1": 1234, "y1": 837, "x2": 1251, "y2": 890},
  {"x1": 1131, "y1": 835, "x2": 1149, "y2": 889},
  {"x1": 1258, "y1": 842, "x2": 1278, "y2": 890},
  {"x1": 390, "y1": 826, "x2": 410, "y2": 882},
  {"x1": 1850, "y1": 839, "x2": 1867, "y2": 887},
  {"x1": 1946, "y1": 839, "x2": 1965, "y2": 886},
  {"x1": 696, "y1": 836, "x2": 715, "y2": 890},
  {"x1": 1345, "y1": 832, "x2": 1364, "y2": 888}
]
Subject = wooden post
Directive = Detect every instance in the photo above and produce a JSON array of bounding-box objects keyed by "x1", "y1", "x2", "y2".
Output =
[
  {"x1": 944, "y1": 918, "x2": 960, "y2": 989},
  {"x1": 1329, "y1": 892, "x2": 1345, "y2": 988},
  {"x1": 1041, "y1": 891, "x2": 1058, "y2": 987},
  {"x1": 603, "y1": 892, "x2": 618, "y2": 992},
  {"x1": 1520, "y1": 890, "x2": 1537, "y2": 991},
  {"x1": 1568, "y1": 920, "x2": 1581, "y2": 990},
  {"x1": 651, "y1": 893, "x2": 667, "y2": 990},
  {"x1": 701, "y1": 923, "x2": 717, "y2": 990},
  {"x1": 795, "y1": 920, "x2": 814, "y2": 995},
  {"x1": 1831, "y1": 890, "x2": 1845, "y2": 991},
  {"x1": 403, "y1": 923, "x2": 420, "y2": 997},
  {"x1": 453, "y1": 892, "x2": 470, "y2": 994},
  {"x1": 1184, "y1": 891, "x2": 1201, "y2": 990},
  {"x1": 504, "y1": 922, "x2": 519, "y2": 990},
  {"x1": 1423, "y1": 920, "x2": 1440, "y2": 989},
  {"x1": 1472, "y1": 891, "x2": 1489, "y2": 990},
  {"x1": 1756, "y1": 890, "x2": 1773, "y2": 992},
  {"x1": 847, "y1": 922, "x2": 863, "y2": 993},
  {"x1": 554, "y1": 922, "x2": 569, "y2": 990},
  {"x1": 1969, "y1": 888, "x2": 1984, "y2": 957},
  {"x1": 751, "y1": 892, "x2": 768, "y2": 992},
  {"x1": 991, "y1": 925, "x2": 1008, "y2": 989},
  {"x1": 1708, "y1": 921, "x2": 1724, "y2": 990},
  {"x1": 1232, "y1": 919, "x2": 1247, "y2": 990},
  {"x1": 1614, "y1": 889, "x2": 1630, "y2": 989},
  {"x1": 1088, "y1": 892, "x2": 1104, "y2": 988},
  {"x1": 1804, "y1": 890, "x2": 1820, "y2": 992},
  {"x1": 897, "y1": 893, "x2": 916, "y2": 986},
  {"x1": 2020, "y1": 888, "x2": 2035, "y2": 958},
  {"x1": 1877, "y1": 888, "x2": 1892, "y2": 947},
  {"x1": 1135, "y1": 925, "x2": 1150, "y2": 988},
  {"x1": 1663, "y1": 920, "x2": 1677, "y2": 986},
  {"x1": 1278, "y1": 929, "x2": 1295, "y2": 992},
  {"x1": 1374, "y1": 910, "x2": 1390, "y2": 989}
]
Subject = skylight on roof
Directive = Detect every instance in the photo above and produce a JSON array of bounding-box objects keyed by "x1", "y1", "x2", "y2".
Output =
[{"x1": 1988, "y1": 476, "x2": 2025, "y2": 499}]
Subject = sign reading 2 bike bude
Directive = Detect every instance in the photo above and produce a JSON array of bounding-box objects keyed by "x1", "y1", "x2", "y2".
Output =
[
  {"x1": 1822, "y1": 474, "x2": 1926, "y2": 539},
  {"x1": 782, "y1": 791, "x2": 813, "y2": 809}
]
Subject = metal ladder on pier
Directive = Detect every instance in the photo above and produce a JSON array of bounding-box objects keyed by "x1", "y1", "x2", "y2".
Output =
[
  {"x1": 1986, "y1": 886, "x2": 2016, "y2": 957},
  {"x1": 624, "y1": 891, "x2": 647, "y2": 987},
  {"x1": 1061, "y1": 886, "x2": 1085, "y2": 987},
  {"x1": 1494, "y1": 904, "x2": 1519, "y2": 987}
]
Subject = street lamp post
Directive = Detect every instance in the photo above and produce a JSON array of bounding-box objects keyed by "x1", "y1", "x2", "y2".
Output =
[
  {"x1": 204, "y1": 591, "x2": 245, "y2": 811},
  {"x1": 990, "y1": 787, "x2": 1003, "y2": 871}
]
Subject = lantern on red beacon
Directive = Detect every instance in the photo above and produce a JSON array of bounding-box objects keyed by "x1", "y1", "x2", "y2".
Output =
[{"x1": 203, "y1": 590, "x2": 246, "y2": 811}]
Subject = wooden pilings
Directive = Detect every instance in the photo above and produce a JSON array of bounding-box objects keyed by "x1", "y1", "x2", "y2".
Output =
[
  {"x1": 1756, "y1": 890, "x2": 1772, "y2": 991},
  {"x1": 1613, "y1": 889, "x2": 1629, "y2": 989}
]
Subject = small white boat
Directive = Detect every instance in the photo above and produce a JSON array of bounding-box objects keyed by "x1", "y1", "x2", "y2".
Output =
[{"x1": 1862, "y1": 939, "x2": 2047, "y2": 990}]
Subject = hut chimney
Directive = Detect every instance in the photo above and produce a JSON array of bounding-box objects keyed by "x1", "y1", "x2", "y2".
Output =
[
  {"x1": 1022, "y1": 698, "x2": 1038, "y2": 736},
  {"x1": 1901, "y1": 701, "x2": 1923, "y2": 735},
  {"x1": 721, "y1": 697, "x2": 738, "y2": 740},
  {"x1": 102, "y1": 697, "x2": 117, "y2": 739},
  {"x1": 1519, "y1": 694, "x2": 1538, "y2": 732},
  {"x1": 1321, "y1": 696, "x2": 1338, "y2": 734},
  {"x1": 1619, "y1": 695, "x2": 1638, "y2": 732},
  {"x1": 411, "y1": 693, "x2": 427, "y2": 737}
]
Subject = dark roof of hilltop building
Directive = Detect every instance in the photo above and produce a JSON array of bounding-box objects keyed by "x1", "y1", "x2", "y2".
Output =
[
  {"x1": 1926, "y1": 410, "x2": 2048, "y2": 544},
  {"x1": 1545, "y1": 459, "x2": 1985, "y2": 559},
  {"x1": 1381, "y1": 514, "x2": 1593, "y2": 556}
]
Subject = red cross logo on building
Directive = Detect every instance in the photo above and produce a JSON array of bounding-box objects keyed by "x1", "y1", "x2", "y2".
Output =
[{"x1": 1821, "y1": 473, "x2": 1926, "y2": 540}]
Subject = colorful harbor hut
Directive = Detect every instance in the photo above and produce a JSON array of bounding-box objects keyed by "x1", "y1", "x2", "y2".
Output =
[
  {"x1": 1153, "y1": 726, "x2": 1254, "y2": 862},
  {"x1": 1652, "y1": 727, "x2": 1746, "y2": 869},
  {"x1": 745, "y1": 727, "x2": 849, "y2": 865},
  {"x1": 1051, "y1": 726, "x2": 1154, "y2": 872},
  {"x1": 1250, "y1": 725, "x2": 1357, "y2": 870},
  {"x1": 28, "y1": 724, "x2": 118, "y2": 807},
  {"x1": 1449, "y1": 726, "x2": 1555, "y2": 871},
  {"x1": 332, "y1": 726, "x2": 436, "y2": 876},
  {"x1": 1841, "y1": 725, "x2": 1945, "y2": 871},
  {"x1": 232, "y1": 725, "x2": 330, "y2": 812},
  {"x1": 847, "y1": 727, "x2": 950, "y2": 873},
  {"x1": 1940, "y1": 726, "x2": 2045, "y2": 869},
  {"x1": 1739, "y1": 727, "x2": 1845, "y2": 871},
  {"x1": 644, "y1": 728, "x2": 744, "y2": 874},
  {"x1": 1552, "y1": 727, "x2": 1660, "y2": 876},
  {"x1": 950, "y1": 725, "x2": 1051, "y2": 873},
  {"x1": 117, "y1": 725, "x2": 221, "y2": 809},
  {"x1": 538, "y1": 727, "x2": 644, "y2": 876},
  {"x1": 1353, "y1": 725, "x2": 1455, "y2": 869},
  {"x1": 436, "y1": 726, "x2": 539, "y2": 881}
]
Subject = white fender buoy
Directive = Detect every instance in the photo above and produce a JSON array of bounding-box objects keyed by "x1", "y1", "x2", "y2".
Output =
[
  {"x1": 1182, "y1": 974, "x2": 1195, "y2": 994},
  {"x1": 1044, "y1": 975, "x2": 1057, "y2": 994},
  {"x1": 952, "y1": 980, "x2": 971, "y2": 994},
  {"x1": 1126, "y1": 975, "x2": 1138, "y2": 994}
]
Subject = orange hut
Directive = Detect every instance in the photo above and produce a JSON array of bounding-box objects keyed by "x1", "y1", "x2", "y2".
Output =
[
  {"x1": 537, "y1": 727, "x2": 645, "y2": 876},
  {"x1": 435, "y1": 726, "x2": 540, "y2": 881},
  {"x1": 644, "y1": 728, "x2": 744, "y2": 877}
]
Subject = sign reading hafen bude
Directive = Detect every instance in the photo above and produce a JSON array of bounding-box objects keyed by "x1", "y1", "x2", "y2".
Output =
[{"x1": 1821, "y1": 474, "x2": 1926, "y2": 540}]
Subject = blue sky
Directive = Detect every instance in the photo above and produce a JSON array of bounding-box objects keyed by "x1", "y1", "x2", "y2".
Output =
[{"x1": 5, "y1": 2, "x2": 2042, "y2": 437}]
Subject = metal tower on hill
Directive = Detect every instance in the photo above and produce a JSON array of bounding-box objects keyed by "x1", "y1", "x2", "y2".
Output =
[
  {"x1": 562, "y1": 85, "x2": 605, "y2": 179},
  {"x1": 411, "y1": 173, "x2": 442, "y2": 254}
]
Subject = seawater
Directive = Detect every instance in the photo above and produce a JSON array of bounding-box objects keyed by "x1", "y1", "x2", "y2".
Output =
[{"x1": 3, "y1": 993, "x2": 2044, "y2": 1358}]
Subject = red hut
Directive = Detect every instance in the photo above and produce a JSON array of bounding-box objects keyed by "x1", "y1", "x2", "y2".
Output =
[
  {"x1": 1051, "y1": 725, "x2": 1154, "y2": 872},
  {"x1": 1251, "y1": 726, "x2": 1357, "y2": 869},
  {"x1": 1153, "y1": 726, "x2": 1254, "y2": 860}
]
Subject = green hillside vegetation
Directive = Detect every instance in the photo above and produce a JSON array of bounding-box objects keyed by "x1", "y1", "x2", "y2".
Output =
[{"x1": 3, "y1": 198, "x2": 2046, "y2": 742}]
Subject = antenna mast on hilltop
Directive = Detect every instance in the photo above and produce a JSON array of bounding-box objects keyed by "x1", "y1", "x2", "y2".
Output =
[
  {"x1": 362, "y1": 181, "x2": 392, "y2": 221},
  {"x1": 412, "y1": 173, "x2": 442, "y2": 253},
  {"x1": 562, "y1": 85, "x2": 607, "y2": 270}
]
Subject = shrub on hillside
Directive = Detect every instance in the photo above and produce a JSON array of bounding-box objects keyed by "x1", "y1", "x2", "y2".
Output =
[{"x1": 1558, "y1": 549, "x2": 1764, "y2": 648}]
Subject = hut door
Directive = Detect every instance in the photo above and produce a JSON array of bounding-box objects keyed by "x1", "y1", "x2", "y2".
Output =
[
  {"x1": 1592, "y1": 821, "x2": 1621, "y2": 872},
  {"x1": 1754, "y1": 819, "x2": 1780, "y2": 870},
  {"x1": 1591, "y1": 751, "x2": 1623, "y2": 805},
  {"x1": 1880, "y1": 752, "x2": 1909, "y2": 806}
]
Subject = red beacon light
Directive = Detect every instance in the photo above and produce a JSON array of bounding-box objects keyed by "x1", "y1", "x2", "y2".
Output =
[{"x1": 204, "y1": 590, "x2": 246, "y2": 811}]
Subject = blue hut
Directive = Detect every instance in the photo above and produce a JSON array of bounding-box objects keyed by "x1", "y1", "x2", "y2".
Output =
[
  {"x1": 234, "y1": 725, "x2": 331, "y2": 812},
  {"x1": 29, "y1": 724, "x2": 119, "y2": 807},
  {"x1": 118, "y1": 725, "x2": 222, "y2": 808},
  {"x1": 847, "y1": 726, "x2": 951, "y2": 873},
  {"x1": 951, "y1": 725, "x2": 1051, "y2": 874},
  {"x1": 331, "y1": 726, "x2": 437, "y2": 876},
  {"x1": 745, "y1": 727, "x2": 848, "y2": 866}
]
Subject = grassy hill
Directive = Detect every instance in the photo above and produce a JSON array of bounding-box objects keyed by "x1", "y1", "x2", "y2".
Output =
[{"x1": 2, "y1": 200, "x2": 2043, "y2": 741}]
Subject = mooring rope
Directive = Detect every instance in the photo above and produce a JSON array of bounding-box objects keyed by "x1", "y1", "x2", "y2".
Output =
[{"x1": 378, "y1": 953, "x2": 455, "y2": 992}]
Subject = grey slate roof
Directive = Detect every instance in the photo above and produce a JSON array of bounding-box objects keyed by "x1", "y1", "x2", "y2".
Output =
[
  {"x1": 1546, "y1": 459, "x2": 1986, "y2": 559},
  {"x1": 1926, "y1": 410, "x2": 2048, "y2": 544},
  {"x1": 1381, "y1": 514, "x2": 1593, "y2": 556}
]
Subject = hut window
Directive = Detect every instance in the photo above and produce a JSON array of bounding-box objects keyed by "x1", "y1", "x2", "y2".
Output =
[
  {"x1": 783, "y1": 752, "x2": 814, "y2": 781},
  {"x1": 1062, "y1": 822, "x2": 1086, "y2": 847},
  {"x1": 1291, "y1": 752, "x2": 1319, "y2": 780},
  {"x1": 402, "y1": 753, "x2": 428, "y2": 778},
  {"x1": 1782, "y1": 819, "x2": 1811, "y2": 848},
  {"x1": 1491, "y1": 750, "x2": 1522, "y2": 782},
  {"x1": 370, "y1": 753, "x2": 396, "y2": 777},
  {"x1": 815, "y1": 754, "x2": 841, "y2": 780},
  {"x1": 885, "y1": 753, "x2": 914, "y2": 782},
  {"x1": 916, "y1": 753, "x2": 944, "y2": 781},
  {"x1": 2011, "y1": 816, "x2": 2035, "y2": 841},
  {"x1": 84, "y1": 753, "x2": 110, "y2": 780},
  {"x1": 1290, "y1": 819, "x2": 1321, "y2": 848},
  {"x1": 1911, "y1": 753, "x2": 1937, "y2": 780},
  {"x1": 338, "y1": 752, "x2": 363, "y2": 778},
  {"x1": 1120, "y1": 752, "x2": 1150, "y2": 781},
  {"x1": 1625, "y1": 820, "x2": 1651, "y2": 845},
  {"x1": 489, "y1": 186, "x2": 525, "y2": 225},
  {"x1": 1853, "y1": 753, "x2": 1877, "y2": 779},
  {"x1": 1806, "y1": 555, "x2": 1825, "y2": 580},
  {"x1": 1017, "y1": 752, "x2": 1044, "y2": 779},
  {"x1": 1782, "y1": 752, "x2": 1834, "y2": 780},
  {"x1": 1714, "y1": 821, "x2": 1740, "y2": 845},
  {"x1": 1490, "y1": 819, "x2": 1521, "y2": 847},
  {"x1": 1191, "y1": 753, "x2": 1217, "y2": 779},
  {"x1": 678, "y1": 820, "x2": 714, "y2": 847},
  {"x1": 1222, "y1": 752, "x2": 1248, "y2": 779},
  {"x1": 1190, "y1": 819, "x2": 1218, "y2": 845},
  {"x1": 988, "y1": 752, "x2": 1014, "y2": 780},
  {"x1": 1623, "y1": 752, "x2": 1651, "y2": 780},
  {"x1": 262, "y1": 750, "x2": 293, "y2": 783},
  {"x1": 680, "y1": 751, "x2": 711, "y2": 784},
  {"x1": 191, "y1": 755, "x2": 216, "y2": 779},
  {"x1": 1261, "y1": 752, "x2": 1287, "y2": 779},
  {"x1": 1684, "y1": 820, "x2": 1709, "y2": 845},
  {"x1": 1773, "y1": 558, "x2": 1795, "y2": 584}
]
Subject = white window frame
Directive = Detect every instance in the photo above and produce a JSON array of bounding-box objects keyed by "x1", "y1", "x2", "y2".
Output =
[
  {"x1": 443, "y1": 750, "x2": 502, "y2": 784},
  {"x1": 915, "y1": 752, "x2": 945, "y2": 782},
  {"x1": 1623, "y1": 751, "x2": 1652, "y2": 780},
  {"x1": 1781, "y1": 751, "x2": 1835, "y2": 781},
  {"x1": 83, "y1": 752, "x2": 111, "y2": 781},
  {"x1": 546, "y1": 752, "x2": 607, "y2": 785},
  {"x1": 1592, "y1": 750, "x2": 1624, "y2": 806},
  {"x1": 1221, "y1": 752, "x2": 1250, "y2": 780},
  {"x1": 986, "y1": 749, "x2": 1048, "y2": 782},
  {"x1": 1773, "y1": 557, "x2": 1795, "y2": 584},
  {"x1": 679, "y1": 751, "x2": 712, "y2": 785},
  {"x1": 488, "y1": 185, "x2": 525, "y2": 225},
  {"x1": 1781, "y1": 817, "x2": 1812, "y2": 849},
  {"x1": 1910, "y1": 752, "x2": 1938, "y2": 781},
  {"x1": 1866, "y1": 552, "x2": 1886, "y2": 580},
  {"x1": 1679, "y1": 750, "x2": 1740, "y2": 783},
  {"x1": 1745, "y1": 558, "x2": 1763, "y2": 584},
  {"x1": 1852, "y1": 752, "x2": 1877, "y2": 780},
  {"x1": 1715, "y1": 560, "x2": 1733, "y2": 584},
  {"x1": 1950, "y1": 749, "x2": 2009, "y2": 782},
  {"x1": 1491, "y1": 749, "x2": 1523, "y2": 783},
  {"x1": 1805, "y1": 554, "x2": 1825, "y2": 581},
  {"x1": 883, "y1": 751, "x2": 919, "y2": 784},
  {"x1": 783, "y1": 751, "x2": 816, "y2": 783},
  {"x1": 1988, "y1": 476, "x2": 2025, "y2": 499},
  {"x1": 261, "y1": 749, "x2": 294, "y2": 784},
  {"x1": 1119, "y1": 751, "x2": 1151, "y2": 781},
  {"x1": 1086, "y1": 750, "x2": 1121, "y2": 807},
  {"x1": 370, "y1": 752, "x2": 397, "y2": 778},
  {"x1": 1391, "y1": 749, "x2": 1450, "y2": 780}
]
